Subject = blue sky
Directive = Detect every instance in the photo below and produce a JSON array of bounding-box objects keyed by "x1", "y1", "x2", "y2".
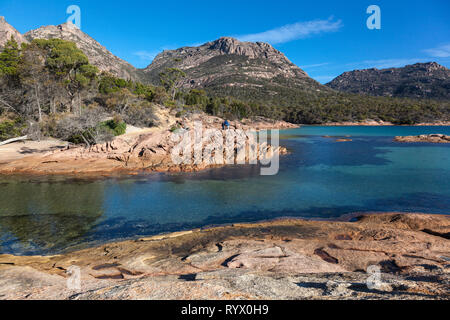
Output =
[{"x1": 1, "y1": 0, "x2": 449, "y2": 83}]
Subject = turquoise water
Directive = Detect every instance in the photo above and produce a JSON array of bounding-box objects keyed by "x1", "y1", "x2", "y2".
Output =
[{"x1": 1, "y1": 126, "x2": 450, "y2": 255}]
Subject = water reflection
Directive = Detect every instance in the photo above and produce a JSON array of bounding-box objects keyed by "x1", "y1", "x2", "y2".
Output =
[{"x1": 0, "y1": 179, "x2": 105, "y2": 254}]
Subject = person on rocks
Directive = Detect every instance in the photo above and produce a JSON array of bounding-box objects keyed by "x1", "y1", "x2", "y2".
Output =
[{"x1": 222, "y1": 120, "x2": 230, "y2": 130}]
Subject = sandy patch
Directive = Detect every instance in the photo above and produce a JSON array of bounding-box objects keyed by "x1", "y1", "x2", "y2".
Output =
[{"x1": 0, "y1": 139, "x2": 69, "y2": 163}]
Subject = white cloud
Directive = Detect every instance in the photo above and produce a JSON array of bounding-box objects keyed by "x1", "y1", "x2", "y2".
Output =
[
  {"x1": 300, "y1": 62, "x2": 330, "y2": 69},
  {"x1": 236, "y1": 18, "x2": 343, "y2": 45},
  {"x1": 134, "y1": 50, "x2": 159, "y2": 63},
  {"x1": 424, "y1": 43, "x2": 450, "y2": 58},
  {"x1": 350, "y1": 58, "x2": 429, "y2": 70}
]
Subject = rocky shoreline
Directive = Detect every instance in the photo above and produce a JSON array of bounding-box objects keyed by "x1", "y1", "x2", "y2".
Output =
[
  {"x1": 320, "y1": 120, "x2": 450, "y2": 126},
  {"x1": 0, "y1": 114, "x2": 295, "y2": 177},
  {"x1": 2, "y1": 115, "x2": 450, "y2": 176},
  {"x1": 0, "y1": 213, "x2": 448, "y2": 300},
  {"x1": 395, "y1": 134, "x2": 450, "y2": 143}
]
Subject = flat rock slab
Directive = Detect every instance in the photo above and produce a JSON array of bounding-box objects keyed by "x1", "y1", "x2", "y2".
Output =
[{"x1": 0, "y1": 213, "x2": 449, "y2": 300}]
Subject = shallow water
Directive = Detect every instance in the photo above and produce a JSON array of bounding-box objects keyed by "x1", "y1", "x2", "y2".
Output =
[{"x1": 1, "y1": 126, "x2": 449, "y2": 255}]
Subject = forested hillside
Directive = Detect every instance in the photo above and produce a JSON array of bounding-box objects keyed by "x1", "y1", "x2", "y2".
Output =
[
  {"x1": 1, "y1": 35, "x2": 449, "y2": 146},
  {"x1": 143, "y1": 37, "x2": 450, "y2": 125},
  {"x1": 0, "y1": 38, "x2": 159, "y2": 145}
]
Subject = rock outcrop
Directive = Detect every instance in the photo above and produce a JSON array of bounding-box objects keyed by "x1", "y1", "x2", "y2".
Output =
[
  {"x1": 24, "y1": 22, "x2": 142, "y2": 80},
  {"x1": 395, "y1": 134, "x2": 450, "y2": 143},
  {"x1": 0, "y1": 114, "x2": 292, "y2": 176},
  {"x1": 0, "y1": 16, "x2": 27, "y2": 47},
  {"x1": 327, "y1": 62, "x2": 450, "y2": 100},
  {"x1": 0, "y1": 213, "x2": 448, "y2": 300},
  {"x1": 146, "y1": 37, "x2": 308, "y2": 80}
]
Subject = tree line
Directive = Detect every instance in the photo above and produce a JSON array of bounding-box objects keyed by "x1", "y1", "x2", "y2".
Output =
[
  {"x1": 0, "y1": 37, "x2": 162, "y2": 145},
  {"x1": 1, "y1": 36, "x2": 449, "y2": 146}
]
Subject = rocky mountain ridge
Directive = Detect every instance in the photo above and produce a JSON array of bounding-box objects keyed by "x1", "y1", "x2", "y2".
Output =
[
  {"x1": 146, "y1": 37, "x2": 309, "y2": 79},
  {"x1": 144, "y1": 36, "x2": 319, "y2": 90},
  {"x1": 327, "y1": 62, "x2": 450, "y2": 99},
  {"x1": 143, "y1": 36, "x2": 330, "y2": 108},
  {"x1": 1, "y1": 17, "x2": 141, "y2": 79},
  {"x1": 0, "y1": 16, "x2": 27, "y2": 47},
  {"x1": 23, "y1": 21, "x2": 143, "y2": 80},
  {"x1": 1, "y1": 16, "x2": 449, "y2": 115}
]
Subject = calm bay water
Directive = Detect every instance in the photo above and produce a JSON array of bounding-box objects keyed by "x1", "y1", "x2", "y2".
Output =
[{"x1": 1, "y1": 126, "x2": 450, "y2": 255}]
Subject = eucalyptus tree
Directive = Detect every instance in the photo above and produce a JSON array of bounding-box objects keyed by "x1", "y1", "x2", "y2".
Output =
[
  {"x1": 34, "y1": 39, "x2": 98, "y2": 115},
  {"x1": 159, "y1": 68, "x2": 186, "y2": 100},
  {"x1": 0, "y1": 37, "x2": 21, "y2": 115}
]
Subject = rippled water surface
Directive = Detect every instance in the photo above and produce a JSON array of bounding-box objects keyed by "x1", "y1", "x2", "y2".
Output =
[{"x1": 1, "y1": 126, "x2": 450, "y2": 255}]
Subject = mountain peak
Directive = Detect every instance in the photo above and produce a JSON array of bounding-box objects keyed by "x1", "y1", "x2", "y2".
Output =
[
  {"x1": 149, "y1": 36, "x2": 300, "y2": 73},
  {"x1": 0, "y1": 16, "x2": 27, "y2": 47},
  {"x1": 24, "y1": 22, "x2": 140, "y2": 80},
  {"x1": 206, "y1": 36, "x2": 279, "y2": 60},
  {"x1": 24, "y1": 22, "x2": 84, "y2": 40},
  {"x1": 143, "y1": 35, "x2": 320, "y2": 101},
  {"x1": 409, "y1": 61, "x2": 448, "y2": 72},
  {"x1": 55, "y1": 21, "x2": 80, "y2": 32},
  {"x1": 213, "y1": 36, "x2": 239, "y2": 43}
]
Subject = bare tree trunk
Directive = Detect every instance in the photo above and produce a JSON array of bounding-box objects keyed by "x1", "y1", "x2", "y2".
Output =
[
  {"x1": 50, "y1": 98, "x2": 56, "y2": 114},
  {"x1": 0, "y1": 97, "x2": 19, "y2": 114},
  {"x1": 172, "y1": 88, "x2": 177, "y2": 100},
  {"x1": 80, "y1": 132, "x2": 90, "y2": 148},
  {"x1": 77, "y1": 93, "x2": 82, "y2": 116},
  {"x1": 121, "y1": 100, "x2": 130, "y2": 114},
  {"x1": 0, "y1": 135, "x2": 29, "y2": 146},
  {"x1": 34, "y1": 83, "x2": 42, "y2": 122},
  {"x1": 69, "y1": 94, "x2": 75, "y2": 113}
]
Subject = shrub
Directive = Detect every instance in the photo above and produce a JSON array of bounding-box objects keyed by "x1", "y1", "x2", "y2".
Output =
[
  {"x1": 0, "y1": 117, "x2": 25, "y2": 141},
  {"x1": 98, "y1": 119, "x2": 127, "y2": 136},
  {"x1": 175, "y1": 111, "x2": 184, "y2": 118},
  {"x1": 53, "y1": 109, "x2": 115, "y2": 146},
  {"x1": 185, "y1": 89, "x2": 209, "y2": 106},
  {"x1": 99, "y1": 74, "x2": 132, "y2": 95},
  {"x1": 123, "y1": 104, "x2": 157, "y2": 128}
]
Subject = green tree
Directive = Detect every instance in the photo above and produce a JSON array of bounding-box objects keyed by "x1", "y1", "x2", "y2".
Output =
[
  {"x1": 34, "y1": 39, "x2": 98, "y2": 114},
  {"x1": 185, "y1": 89, "x2": 209, "y2": 107},
  {"x1": 19, "y1": 43, "x2": 48, "y2": 122},
  {"x1": 159, "y1": 68, "x2": 186, "y2": 100},
  {"x1": 0, "y1": 37, "x2": 21, "y2": 79},
  {"x1": 99, "y1": 74, "x2": 131, "y2": 94},
  {"x1": 0, "y1": 37, "x2": 23, "y2": 115}
]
